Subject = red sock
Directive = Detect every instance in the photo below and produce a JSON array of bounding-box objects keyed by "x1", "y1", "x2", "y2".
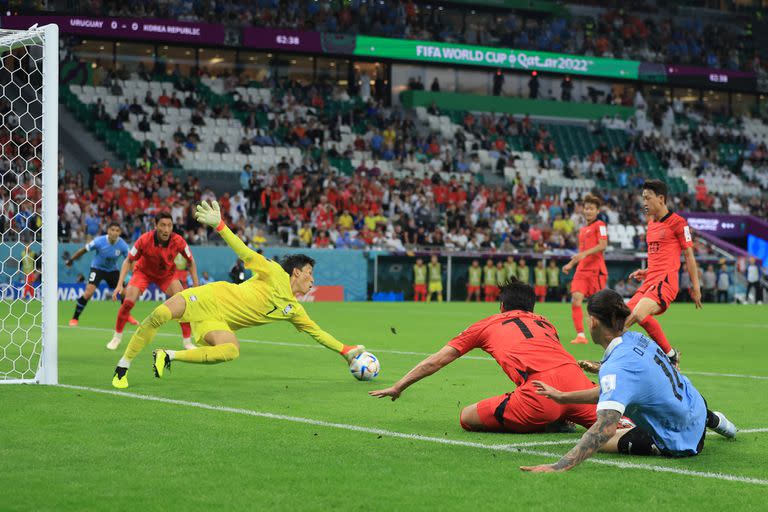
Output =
[
  {"x1": 180, "y1": 322, "x2": 192, "y2": 339},
  {"x1": 639, "y1": 316, "x2": 672, "y2": 354},
  {"x1": 115, "y1": 300, "x2": 135, "y2": 334},
  {"x1": 571, "y1": 304, "x2": 584, "y2": 334}
]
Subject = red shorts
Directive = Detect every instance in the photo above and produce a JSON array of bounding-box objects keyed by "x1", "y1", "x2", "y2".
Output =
[
  {"x1": 627, "y1": 279, "x2": 678, "y2": 314},
  {"x1": 474, "y1": 364, "x2": 597, "y2": 433},
  {"x1": 414, "y1": 284, "x2": 427, "y2": 294},
  {"x1": 484, "y1": 285, "x2": 497, "y2": 296},
  {"x1": 128, "y1": 270, "x2": 178, "y2": 294},
  {"x1": 534, "y1": 285, "x2": 547, "y2": 296},
  {"x1": 467, "y1": 285, "x2": 480, "y2": 295},
  {"x1": 173, "y1": 270, "x2": 189, "y2": 288},
  {"x1": 570, "y1": 270, "x2": 607, "y2": 297}
]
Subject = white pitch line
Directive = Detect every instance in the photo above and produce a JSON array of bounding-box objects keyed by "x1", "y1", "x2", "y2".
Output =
[
  {"x1": 59, "y1": 324, "x2": 768, "y2": 381},
  {"x1": 55, "y1": 384, "x2": 768, "y2": 486}
]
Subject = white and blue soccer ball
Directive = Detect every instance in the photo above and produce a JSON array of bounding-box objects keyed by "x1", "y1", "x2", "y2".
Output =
[{"x1": 349, "y1": 351, "x2": 380, "y2": 381}]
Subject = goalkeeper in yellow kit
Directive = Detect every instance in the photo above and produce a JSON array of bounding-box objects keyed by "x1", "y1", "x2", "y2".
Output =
[{"x1": 111, "y1": 200, "x2": 365, "y2": 389}]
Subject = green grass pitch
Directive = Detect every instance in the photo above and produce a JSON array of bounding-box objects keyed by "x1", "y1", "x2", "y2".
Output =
[{"x1": 1, "y1": 300, "x2": 767, "y2": 511}]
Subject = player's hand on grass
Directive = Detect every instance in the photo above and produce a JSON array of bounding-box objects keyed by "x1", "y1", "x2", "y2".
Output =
[
  {"x1": 369, "y1": 386, "x2": 401, "y2": 401},
  {"x1": 691, "y1": 287, "x2": 702, "y2": 309},
  {"x1": 195, "y1": 200, "x2": 222, "y2": 228},
  {"x1": 520, "y1": 464, "x2": 562, "y2": 473},
  {"x1": 531, "y1": 380, "x2": 564, "y2": 403},
  {"x1": 113, "y1": 284, "x2": 123, "y2": 301},
  {"x1": 629, "y1": 268, "x2": 647, "y2": 281}
]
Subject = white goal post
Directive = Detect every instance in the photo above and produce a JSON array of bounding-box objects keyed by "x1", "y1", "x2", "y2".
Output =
[{"x1": 0, "y1": 24, "x2": 58, "y2": 384}]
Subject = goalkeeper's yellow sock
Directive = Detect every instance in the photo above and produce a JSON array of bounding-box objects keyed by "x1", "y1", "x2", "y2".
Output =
[
  {"x1": 118, "y1": 304, "x2": 173, "y2": 367},
  {"x1": 169, "y1": 343, "x2": 239, "y2": 364}
]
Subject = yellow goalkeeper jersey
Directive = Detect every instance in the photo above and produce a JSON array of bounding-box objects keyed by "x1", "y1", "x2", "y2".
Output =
[{"x1": 181, "y1": 225, "x2": 344, "y2": 353}]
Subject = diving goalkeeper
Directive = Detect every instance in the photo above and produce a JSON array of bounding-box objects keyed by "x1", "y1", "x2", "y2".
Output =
[{"x1": 111, "y1": 200, "x2": 365, "y2": 389}]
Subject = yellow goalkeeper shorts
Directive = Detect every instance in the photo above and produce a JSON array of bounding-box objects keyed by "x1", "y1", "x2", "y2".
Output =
[
  {"x1": 428, "y1": 282, "x2": 443, "y2": 293},
  {"x1": 179, "y1": 283, "x2": 233, "y2": 344}
]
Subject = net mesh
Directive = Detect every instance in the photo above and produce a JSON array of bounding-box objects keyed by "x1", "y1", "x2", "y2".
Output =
[{"x1": 0, "y1": 28, "x2": 46, "y2": 381}]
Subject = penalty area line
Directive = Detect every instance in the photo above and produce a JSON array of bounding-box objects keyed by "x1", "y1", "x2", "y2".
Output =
[
  {"x1": 56, "y1": 383, "x2": 768, "y2": 486},
  {"x1": 59, "y1": 324, "x2": 768, "y2": 381}
]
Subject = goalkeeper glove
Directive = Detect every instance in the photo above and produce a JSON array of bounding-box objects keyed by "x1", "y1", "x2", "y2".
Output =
[
  {"x1": 341, "y1": 344, "x2": 367, "y2": 363},
  {"x1": 195, "y1": 200, "x2": 222, "y2": 229}
]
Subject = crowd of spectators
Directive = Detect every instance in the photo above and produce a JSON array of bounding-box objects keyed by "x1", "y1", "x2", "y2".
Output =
[{"x1": 42, "y1": 1, "x2": 761, "y2": 72}]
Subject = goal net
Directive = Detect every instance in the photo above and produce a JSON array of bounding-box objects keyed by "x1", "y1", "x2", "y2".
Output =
[{"x1": 0, "y1": 24, "x2": 58, "y2": 384}]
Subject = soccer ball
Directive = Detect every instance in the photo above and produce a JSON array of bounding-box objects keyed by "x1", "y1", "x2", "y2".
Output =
[{"x1": 349, "y1": 352, "x2": 380, "y2": 381}]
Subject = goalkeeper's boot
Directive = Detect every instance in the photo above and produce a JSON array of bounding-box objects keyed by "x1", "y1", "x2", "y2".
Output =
[
  {"x1": 341, "y1": 344, "x2": 366, "y2": 363},
  {"x1": 112, "y1": 366, "x2": 129, "y2": 389},
  {"x1": 570, "y1": 333, "x2": 588, "y2": 344},
  {"x1": 68, "y1": 318, "x2": 79, "y2": 327},
  {"x1": 709, "y1": 411, "x2": 737, "y2": 439},
  {"x1": 578, "y1": 359, "x2": 601, "y2": 374},
  {"x1": 127, "y1": 315, "x2": 140, "y2": 326},
  {"x1": 152, "y1": 349, "x2": 171, "y2": 378}
]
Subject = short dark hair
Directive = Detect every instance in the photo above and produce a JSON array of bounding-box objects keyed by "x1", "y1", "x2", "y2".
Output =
[
  {"x1": 498, "y1": 278, "x2": 536, "y2": 313},
  {"x1": 582, "y1": 193, "x2": 602, "y2": 208},
  {"x1": 642, "y1": 180, "x2": 667, "y2": 202},
  {"x1": 282, "y1": 254, "x2": 315, "y2": 275},
  {"x1": 155, "y1": 211, "x2": 173, "y2": 223},
  {"x1": 107, "y1": 221, "x2": 121, "y2": 230},
  {"x1": 587, "y1": 289, "x2": 631, "y2": 332}
]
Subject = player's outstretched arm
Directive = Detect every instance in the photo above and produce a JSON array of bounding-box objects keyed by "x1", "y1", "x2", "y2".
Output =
[
  {"x1": 64, "y1": 247, "x2": 88, "y2": 267},
  {"x1": 369, "y1": 345, "x2": 460, "y2": 401},
  {"x1": 531, "y1": 381, "x2": 600, "y2": 404},
  {"x1": 290, "y1": 311, "x2": 363, "y2": 360},
  {"x1": 520, "y1": 409, "x2": 621, "y2": 473},
  {"x1": 195, "y1": 200, "x2": 264, "y2": 269}
]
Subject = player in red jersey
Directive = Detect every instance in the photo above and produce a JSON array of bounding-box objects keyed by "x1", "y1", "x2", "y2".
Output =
[
  {"x1": 618, "y1": 180, "x2": 701, "y2": 366},
  {"x1": 370, "y1": 279, "x2": 597, "y2": 433},
  {"x1": 562, "y1": 194, "x2": 608, "y2": 344},
  {"x1": 107, "y1": 212, "x2": 199, "y2": 351}
]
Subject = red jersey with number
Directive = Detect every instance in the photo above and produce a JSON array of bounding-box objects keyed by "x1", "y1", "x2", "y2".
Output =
[
  {"x1": 128, "y1": 231, "x2": 193, "y2": 279},
  {"x1": 644, "y1": 212, "x2": 692, "y2": 289},
  {"x1": 447, "y1": 310, "x2": 579, "y2": 387},
  {"x1": 575, "y1": 220, "x2": 608, "y2": 274}
]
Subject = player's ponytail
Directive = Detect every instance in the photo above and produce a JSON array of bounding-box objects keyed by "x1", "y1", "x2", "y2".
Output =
[{"x1": 587, "y1": 289, "x2": 631, "y2": 333}]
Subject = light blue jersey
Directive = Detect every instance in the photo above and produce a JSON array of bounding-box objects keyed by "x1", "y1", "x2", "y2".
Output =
[
  {"x1": 597, "y1": 330, "x2": 707, "y2": 456},
  {"x1": 85, "y1": 235, "x2": 129, "y2": 272}
]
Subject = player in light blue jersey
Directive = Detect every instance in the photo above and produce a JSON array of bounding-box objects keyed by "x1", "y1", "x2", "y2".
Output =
[
  {"x1": 520, "y1": 289, "x2": 736, "y2": 473},
  {"x1": 65, "y1": 222, "x2": 132, "y2": 327}
]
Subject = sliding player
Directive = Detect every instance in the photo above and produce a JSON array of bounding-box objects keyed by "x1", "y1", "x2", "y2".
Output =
[
  {"x1": 520, "y1": 289, "x2": 735, "y2": 473},
  {"x1": 111, "y1": 200, "x2": 365, "y2": 389},
  {"x1": 107, "y1": 212, "x2": 199, "y2": 351},
  {"x1": 370, "y1": 279, "x2": 597, "y2": 433},
  {"x1": 562, "y1": 194, "x2": 608, "y2": 344},
  {"x1": 65, "y1": 222, "x2": 133, "y2": 326}
]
